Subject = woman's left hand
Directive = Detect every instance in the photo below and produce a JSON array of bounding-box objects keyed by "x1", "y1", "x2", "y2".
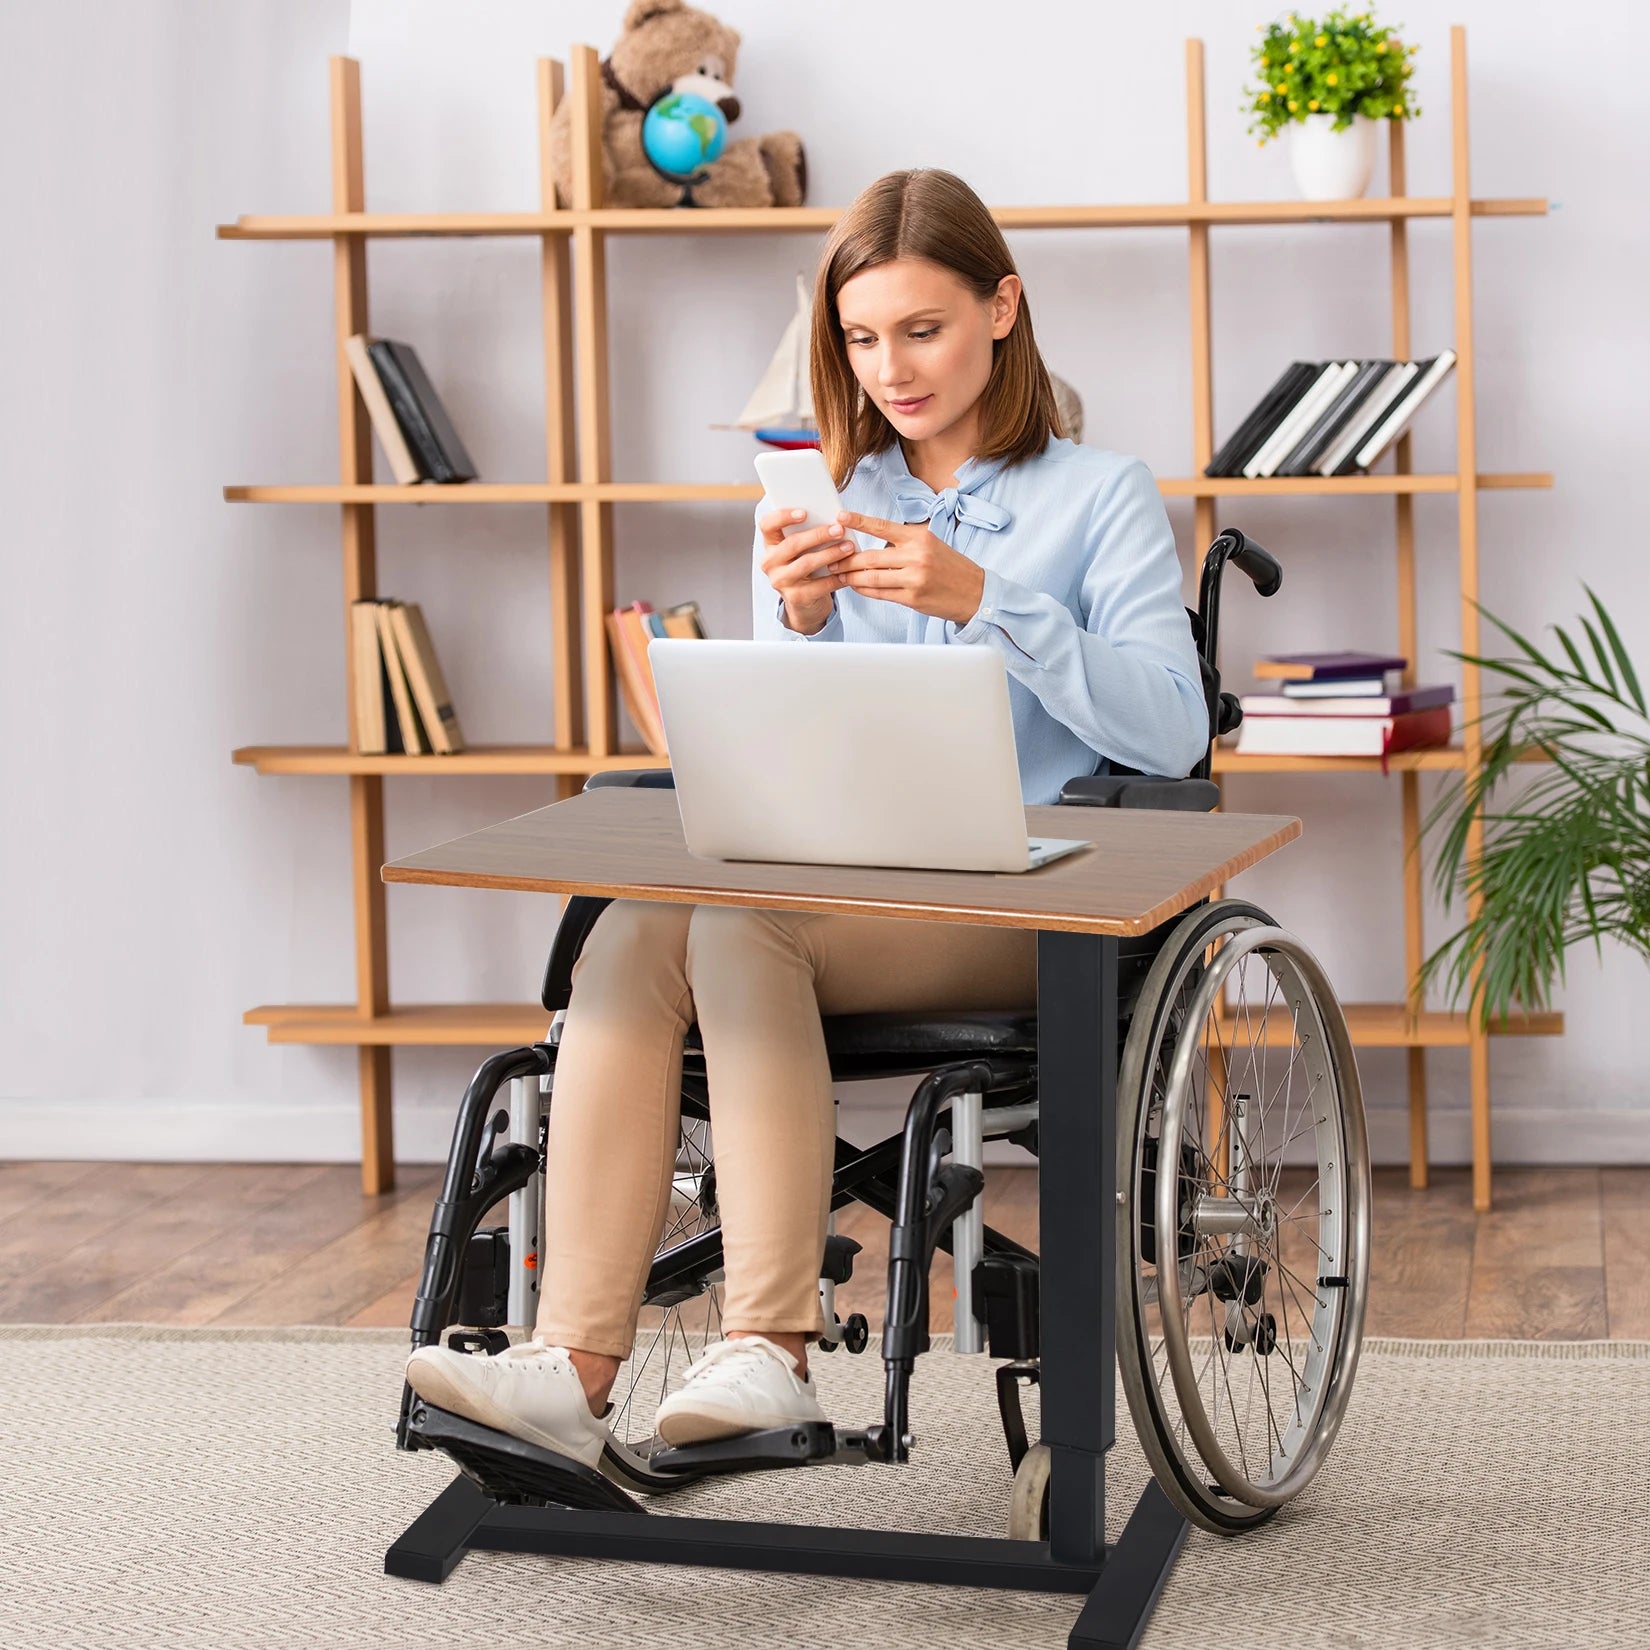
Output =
[{"x1": 828, "y1": 510, "x2": 986, "y2": 627}]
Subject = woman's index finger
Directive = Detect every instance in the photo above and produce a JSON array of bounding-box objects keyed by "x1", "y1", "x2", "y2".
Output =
[{"x1": 834, "y1": 508, "x2": 901, "y2": 544}]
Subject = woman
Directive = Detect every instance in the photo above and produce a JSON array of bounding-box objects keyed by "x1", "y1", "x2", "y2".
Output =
[{"x1": 405, "y1": 168, "x2": 1207, "y2": 1465}]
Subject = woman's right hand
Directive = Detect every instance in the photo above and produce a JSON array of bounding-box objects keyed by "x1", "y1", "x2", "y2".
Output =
[{"x1": 757, "y1": 508, "x2": 851, "y2": 635}]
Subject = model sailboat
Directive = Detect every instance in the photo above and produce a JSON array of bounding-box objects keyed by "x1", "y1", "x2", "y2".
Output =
[{"x1": 715, "y1": 273, "x2": 820, "y2": 449}]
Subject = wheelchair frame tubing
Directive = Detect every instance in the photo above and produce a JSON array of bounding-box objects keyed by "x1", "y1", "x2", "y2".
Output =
[{"x1": 388, "y1": 930, "x2": 1189, "y2": 1650}]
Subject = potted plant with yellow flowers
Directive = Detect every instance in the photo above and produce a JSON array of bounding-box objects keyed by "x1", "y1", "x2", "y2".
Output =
[{"x1": 1245, "y1": 9, "x2": 1420, "y2": 200}]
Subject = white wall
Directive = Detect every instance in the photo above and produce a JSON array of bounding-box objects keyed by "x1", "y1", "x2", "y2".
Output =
[{"x1": 3, "y1": 0, "x2": 1646, "y2": 1166}]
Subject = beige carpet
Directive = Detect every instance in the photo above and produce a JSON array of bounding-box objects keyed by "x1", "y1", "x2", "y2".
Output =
[{"x1": 2, "y1": 1325, "x2": 1647, "y2": 1649}]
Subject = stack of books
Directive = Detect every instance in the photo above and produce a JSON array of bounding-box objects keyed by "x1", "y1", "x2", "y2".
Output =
[
  {"x1": 1234, "y1": 652, "x2": 1455, "y2": 765},
  {"x1": 350, "y1": 599, "x2": 466, "y2": 755},
  {"x1": 1205, "y1": 350, "x2": 1457, "y2": 479},
  {"x1": 607, "y1": 600, "x2": 707, "y2": 756},
  {"x1": 345, "y1": 335, "x2": 478, "y2": 483}
]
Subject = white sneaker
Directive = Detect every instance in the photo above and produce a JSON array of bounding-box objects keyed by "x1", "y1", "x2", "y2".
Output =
[
  {"x1": 654, "y1": 1336, "x2": 828, "y2": 1446},
  {"x1": 404, "y1": 1336, "x2": 610, "y2": 1469}
]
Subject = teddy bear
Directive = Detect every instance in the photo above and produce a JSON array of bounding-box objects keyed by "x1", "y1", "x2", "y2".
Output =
[{"x1": 549, "y1": 0, "x2": 807, "y2": 210}]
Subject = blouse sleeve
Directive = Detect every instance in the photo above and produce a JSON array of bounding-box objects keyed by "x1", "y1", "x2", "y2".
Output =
[{"x1": 944, "y1": 458, "x2": 1209, "y2": 777}]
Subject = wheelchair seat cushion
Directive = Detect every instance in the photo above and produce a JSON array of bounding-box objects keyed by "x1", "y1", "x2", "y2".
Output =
[{"x1": 680, "y1": 1010, "x2": 1037, "y2": 1080}]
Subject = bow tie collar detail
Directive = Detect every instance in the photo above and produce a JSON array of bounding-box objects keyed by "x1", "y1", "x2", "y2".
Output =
[{"x1": 890, "y1": 471, "x2": 1012, "y2": 540}]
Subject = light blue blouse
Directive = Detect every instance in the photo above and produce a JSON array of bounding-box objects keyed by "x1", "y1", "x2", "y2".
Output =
[{"x1": 749, "y1": 433, "x2": 1209, "y2": 804}]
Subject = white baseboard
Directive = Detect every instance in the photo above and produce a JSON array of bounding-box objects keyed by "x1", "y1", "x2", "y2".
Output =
[{"x1": 3, "y1": 1097, "x2": 1649, "y2": 1167}]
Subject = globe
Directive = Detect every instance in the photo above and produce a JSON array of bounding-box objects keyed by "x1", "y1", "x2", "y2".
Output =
[{"x1": 642, "y1": 91, "x2": 727, "y2": 182}]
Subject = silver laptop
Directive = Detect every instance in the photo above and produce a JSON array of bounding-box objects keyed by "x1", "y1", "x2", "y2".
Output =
[{"x1": 647, "y1": 639, "x2": 1091, "y2": 873}]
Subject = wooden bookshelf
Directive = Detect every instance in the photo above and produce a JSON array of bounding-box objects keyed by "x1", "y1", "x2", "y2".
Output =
[
  {"x1": 221, "y1": 27, "x2": 1550, "y2": 1206},
  {"x1": 224, "y1": 472, "x2": 1548, "y2": 504}
]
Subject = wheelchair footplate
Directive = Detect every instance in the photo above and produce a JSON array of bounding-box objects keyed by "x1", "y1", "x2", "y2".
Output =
[
  {"x1": 649, "y1": 1422, "x2": 878, "y2": 1477},
  {"x1": 404, "y1": 1399, "x2": 643, "y2": 1514},
  {"x1": 406, "y1": 1393, "x2": 881, "y2": 1515}
]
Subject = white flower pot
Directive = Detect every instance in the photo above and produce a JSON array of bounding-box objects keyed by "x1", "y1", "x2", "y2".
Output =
[{"x1": 1289, "y1": 113, "x2": 1379, "y2": 201}]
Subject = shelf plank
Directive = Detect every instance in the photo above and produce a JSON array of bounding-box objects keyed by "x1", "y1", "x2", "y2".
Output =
[
  {"x1": 223, "y1": 472, "x2": 1552, "y2": 506},
  {"x1": 241, "y1": 999, "x2": 1562, "y2": 1049},
  {"x1": 1212, "y1": 743, "x2": 1552, "y2": 775},
  {"x1": 1212, "y1": 747, "x2": 1466, "y2": 773},
  {"x1": 245, "y1": 1003, "x2": 552, "y2": 1045},
  {"x1": 216, "y1": 196, "x2": 1549, "y2": 240},
  {"x1": 232, "y1": 744, "x2": 667, "y2": 776},
  {"x1": 1215, "y1": 1002, "x2": 1564, "y2": 1048},
  {"x1": 237, "y1": 743, "x2": 1549, "y2": 779}
]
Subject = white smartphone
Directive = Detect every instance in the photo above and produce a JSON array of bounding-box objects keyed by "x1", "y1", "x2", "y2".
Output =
[{"x1": 754, "y1": 447, "x2": 873, "y2": 578}]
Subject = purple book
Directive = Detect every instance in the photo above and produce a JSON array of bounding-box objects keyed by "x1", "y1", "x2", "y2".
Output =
[{"x1": 1254, "y1": 650, "x2": 1408, "y2": 682}]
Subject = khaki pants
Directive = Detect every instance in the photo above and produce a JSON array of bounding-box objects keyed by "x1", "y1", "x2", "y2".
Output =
[{"x1": 535, "y1": 899, "x2": 1038, "y2": 1358}]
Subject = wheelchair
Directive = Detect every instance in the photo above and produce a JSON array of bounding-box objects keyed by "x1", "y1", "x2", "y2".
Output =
[{"x1": 394, "y1": 527, "x2": 1371, "y2": 1547}]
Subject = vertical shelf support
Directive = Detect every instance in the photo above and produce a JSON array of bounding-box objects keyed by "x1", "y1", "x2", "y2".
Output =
[
  {"x1": 331, "y1": 56, "x2": 395, "y2": 1195},
  {"x1": 1387, "y1": 118, "x2": 1430, "y2": 1190},
  {"x1": 538, "y1": 58, "x2": 585, "y2": 806},
  {"x1": 568, "y1": 46, "x2": 618, "y2": 758},
  {"x1": 1449, "y1": 26, "x2": 1492, "y2": 1211},
  {"x1": 1183, "y1": 40, "x2": 1229, "y2": 1172}
]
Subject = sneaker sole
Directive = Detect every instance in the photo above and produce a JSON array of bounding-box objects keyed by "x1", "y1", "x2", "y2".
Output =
[{"x1": 406, "y1": 1357, "x2": 605, "y2": 1469}]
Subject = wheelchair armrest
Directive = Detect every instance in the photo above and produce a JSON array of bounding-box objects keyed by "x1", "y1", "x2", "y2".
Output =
[
  {"x1": 1057, "y1": 774, "x2": 1220, "y2": 813},
  {"x1": 542, "y1": 771, "x2": 676, "y2": 1012},
  {"x1": 540, "y1": 894, "x2": 613, "y2": 1013},
  {"x1": 583, "y1": 768, "x2": 676, "y2": 790}
]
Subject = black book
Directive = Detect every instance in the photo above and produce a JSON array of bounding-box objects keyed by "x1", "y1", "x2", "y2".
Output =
[
  {"x1": 1205, "y1": 362, "x2": 1319, "y2": 477},
  {"x1": 366, "y1": 339, "x2": 478, "y2": 483},
  {"x1": 1275, "y1": 359, "x2": 1393, "y2": 476}
]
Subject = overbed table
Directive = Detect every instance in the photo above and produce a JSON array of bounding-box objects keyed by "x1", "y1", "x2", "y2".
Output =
[{"x1": 380, "y1": 785, "x2": 1300, "y2": 1650}]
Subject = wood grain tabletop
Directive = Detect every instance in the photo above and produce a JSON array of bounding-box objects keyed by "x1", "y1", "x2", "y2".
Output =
[{"x1": 382, "y1": 787, "x2": 1301, "y2": 936}]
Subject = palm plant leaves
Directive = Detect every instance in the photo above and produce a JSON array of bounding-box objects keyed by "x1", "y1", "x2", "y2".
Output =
[{"x1": 1420, "y1": 586, "x2": 1650, "y2": 1028}]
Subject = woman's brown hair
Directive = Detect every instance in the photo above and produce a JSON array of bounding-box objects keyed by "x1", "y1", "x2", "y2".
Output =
[{"x1": 809, "y1": 168, "x2": 1064, "y2": 489}]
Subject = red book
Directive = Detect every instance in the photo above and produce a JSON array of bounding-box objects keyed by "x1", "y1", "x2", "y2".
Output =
[{"x1": 1234, "y1": 706, "x2": 1453, "y2": 770}]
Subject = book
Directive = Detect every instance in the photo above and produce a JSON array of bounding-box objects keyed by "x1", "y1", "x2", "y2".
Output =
[
  {"x1": 1241, "y1": 684, "x2": 1455, "y2": 717},
  {"x1": 1275, "y1": 359, "x2": 1392, "y2": 476},
  {"x1": 1234, "y1": 705, "x2": 1453, "y2": 760},
  {"x1": 350, "y1": 600, "x2": 391, "y2": 753},
  {"x1": 343, "y1": 335, "x2": 425, "y2": 484},
  {"x1": 374, "y1": 601, "x2": 428, "y2": 754},
  {"x1": 1245, "y1": 361, "x2": 1356, "y2": 479},
  {"x1": 610, "y1": 604, "x2": 668, "y2": 754},
  {"x1": 388, "y1": 601, "x2": 466, "y2": 754},
  {"x1": 1318, "y1": 361, "x2": 1418, "y2": 475},
  {"x1": 1204, "y1": 362, "x2": 1318, "y2": 478},
  {"x1": 365, "y1": 339, "x2": 478, "y2": 483},
  {"x1": 1354, "y1": 350, "x2": 1458, "y2": 470},
  {"x1": 1254, "y1": 650, "x2": 1407, "y2": 682},
  {"x1": 661, "y1": 601, "x2": 703, "y2": 638},
  {"x1": 1279, "y1": 676, "x2": 1387, "y2": 698}
]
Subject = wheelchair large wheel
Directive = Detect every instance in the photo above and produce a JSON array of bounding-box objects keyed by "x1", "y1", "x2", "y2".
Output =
[{"x1": 1115, "y1": 900, "x2": 1370, "y2": 1534}]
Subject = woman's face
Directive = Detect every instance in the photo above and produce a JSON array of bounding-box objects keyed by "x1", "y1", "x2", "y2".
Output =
[{"x1": 834, "y1": 257, "x2": 1020, "y2": 446}]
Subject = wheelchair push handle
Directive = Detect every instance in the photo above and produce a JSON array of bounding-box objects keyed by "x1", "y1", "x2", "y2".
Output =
[{"x1": 1196, "y1": 527, "x2": 1281, "y2": 676}]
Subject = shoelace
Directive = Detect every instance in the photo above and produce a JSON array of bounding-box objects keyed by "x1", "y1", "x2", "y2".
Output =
[
  {"x1": 677, "y1": 1336, "x2": 798, "y2": 1391},
  {"x1": 492, "y1": 1335, "x2": 573, "y2": 1372}
]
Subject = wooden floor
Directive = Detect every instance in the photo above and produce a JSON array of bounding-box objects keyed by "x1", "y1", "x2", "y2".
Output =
[{"x1": 1, "y1": 1161, "x2": 1645, "y2": 1340}]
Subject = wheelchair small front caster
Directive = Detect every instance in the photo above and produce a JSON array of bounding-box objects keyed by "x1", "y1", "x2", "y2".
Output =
[
  {"x1": 817, "y1": 1312, "x2": 870, "y2": 1355},
  {"x1": 1006, "y1": 1441, "x2": 1051, "y2": 1540}
]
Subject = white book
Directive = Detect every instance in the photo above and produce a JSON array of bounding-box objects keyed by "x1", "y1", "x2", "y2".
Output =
[
  {"x1": 344, "y1": 334, "x2": 425, "y2": 485},
  {"x1": 1234, "y1": 714, "x2": 1441, "y2": 757},
  {"x1": 1244, "y1": 362, "x2": 1351, "y2": 479},
  {"x1": 1355, "y1": 349, "x2": 1458, "y2": 469},
  {"x1": 1314, "y1": 361, "x2": 1417, "y2": 475}
]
